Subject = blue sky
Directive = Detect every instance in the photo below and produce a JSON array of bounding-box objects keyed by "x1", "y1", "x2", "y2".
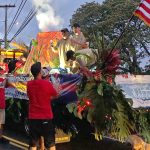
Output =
[
  {"x1": 0, "y1": 0, "x2": 103, "y2": 44},
  {"x1": 0, "y1": 0, "x2": 148, "y2": 66}
]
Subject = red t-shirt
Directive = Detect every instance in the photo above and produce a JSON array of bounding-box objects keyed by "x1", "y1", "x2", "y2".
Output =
[
  {"x1": 0, "y1": 78, "x2": 5, "y2": 109},
  {"x1": 27, "y1": 79, "x2": 57, "y2": 119}
]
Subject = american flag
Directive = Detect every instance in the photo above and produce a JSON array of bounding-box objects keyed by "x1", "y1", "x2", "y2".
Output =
[{"x1": 134, "y1": 0, "x2": 150, "y2": 26}]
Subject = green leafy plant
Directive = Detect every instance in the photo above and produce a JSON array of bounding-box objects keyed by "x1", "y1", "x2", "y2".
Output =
[{"x1": 66, "y1": 32, "x2": 150, "y2": 142}]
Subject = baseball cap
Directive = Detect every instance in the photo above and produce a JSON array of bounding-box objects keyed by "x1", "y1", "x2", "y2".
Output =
[
  {"x1": 66, "y1": 50, "x2": 75, "y2": 61},
  {"x1": 61, "y1": 28, "x2": 69, "y2": 33},
  {"x1": 31, "y1": 62, "x2": 41, "y2": 77},
  {"x1": 42, "y1": 66, "x2": 52, "y2": 77}
]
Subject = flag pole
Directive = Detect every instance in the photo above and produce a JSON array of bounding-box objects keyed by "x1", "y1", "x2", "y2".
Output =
[
  {"x1": 101, "y1": 14, "x2": 135, "y2": 69},
  {"x1": 101, "y1": 0, "x2": 145, "y2": 69}
]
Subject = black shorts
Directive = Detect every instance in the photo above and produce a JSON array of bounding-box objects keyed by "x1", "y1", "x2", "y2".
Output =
[{"x1": 29, "y1": 119, "x2": 55, "y2": 148}]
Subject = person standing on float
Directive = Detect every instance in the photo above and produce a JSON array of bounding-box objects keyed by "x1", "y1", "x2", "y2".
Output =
[
  {"x1": 51, "y1": 28, "x2": 74, "y2": 69},
  {"x1": 70, "y1": 23, "x2": 88, "y2": 51}
]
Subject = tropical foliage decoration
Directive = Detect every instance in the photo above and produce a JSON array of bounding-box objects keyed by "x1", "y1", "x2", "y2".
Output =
[{"x1": 66, "y1": 34, "x2": 150, "y2": 142}]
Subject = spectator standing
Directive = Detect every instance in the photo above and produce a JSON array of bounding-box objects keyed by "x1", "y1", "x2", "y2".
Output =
[
  {"x1": 27, "y1": 62, "x2": 57, "y2": 150},
  {"x1": 42, "y1": 66, "x2": 52, "y2": 80},
  {"x1": 0, "y1": 76, "x2": 7, "y2": 143}
]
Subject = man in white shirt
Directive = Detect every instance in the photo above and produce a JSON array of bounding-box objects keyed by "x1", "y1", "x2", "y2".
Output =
[{"x1": 51, "y1": 28, "x2": 74, "y2": 68}]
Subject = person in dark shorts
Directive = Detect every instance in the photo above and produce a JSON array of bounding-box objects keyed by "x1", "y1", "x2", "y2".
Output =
[{"x1": 27, "y1": 62, "x2": 58, "y2": 150}]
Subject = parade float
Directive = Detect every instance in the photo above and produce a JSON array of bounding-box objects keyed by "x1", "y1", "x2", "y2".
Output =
[
  {"x1": 2, "y1": 31, "x2": 78, "y2": 143},
  {"x1": 0, "y1": 30, "x2": 149, "y2": 145}
]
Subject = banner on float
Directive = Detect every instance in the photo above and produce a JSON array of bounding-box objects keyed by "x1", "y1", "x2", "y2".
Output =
[
  {"x1": 5, "y1": 74, "x2": 81, "y2": 103},
  {"x1": 7, "y1": 75, "x2": 30, "y2": 82},
  {"x1": 5, "y1": 75, "x2": 150, "y2": 108},
  {"x1": 115, "y1": 75, "x2": 150, "y2": 108},
  {"x1": 5, "y1": 87, "x2": 28, "y2": 100},
  {"x1": 6, "y1": 76, "x2": 28, "y2": 99}
]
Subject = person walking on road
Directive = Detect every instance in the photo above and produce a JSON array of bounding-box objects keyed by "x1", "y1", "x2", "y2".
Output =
[{"x1": 27, "y1": 62, "x2": 58, "y2": 150}]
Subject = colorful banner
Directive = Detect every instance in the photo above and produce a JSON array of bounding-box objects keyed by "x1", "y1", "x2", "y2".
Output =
[
  {"x1": 5, "y1": 87, "x2": 28, "y2": 100},
  {"x1": 5, "y1": 75, "x2": 150, "y2": 108},
  {"x1": 5, "y1": 74, "x2": 81, "y2": 104},
  {"x1": 7, "y1": 75, "x2": 30, "y2": 82}
]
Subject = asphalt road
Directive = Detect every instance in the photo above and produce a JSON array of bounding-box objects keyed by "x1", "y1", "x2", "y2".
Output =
[
  {"x1": 0, "y1": 134, "x2": 132, "y2": 150},
  {"x1": 0, "y1": 143, "x2": 22, "y2": 150}
]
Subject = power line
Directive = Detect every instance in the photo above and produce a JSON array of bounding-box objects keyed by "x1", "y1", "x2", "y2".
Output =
[
  {"x1": 7, "y1": 0, "x2": 28, "y2": 35},
  {"x1": 10, "y1": 8, "x2": 37, "y2": 41},
  {"x1": 0, "y1": 4, "x2": 16, "y2": 48},
  {"x1": 7, "y1": 0, "x2": 24, "y2": 34},
  {"x1": 18, "y1": 8, "x2": 35, "y2": 28},
  {"x1": 7, "y1": 0, "x2": 27, "y2": 34},
  {"x1": 0, "y1": 0, "x2": 16, "y2": 29},
  {"x1": 8, "y1": 0, "x2": 18, "y2": 16},
  {"x1": 11, "y1": 9, "x2": 37, "y2": 41}
]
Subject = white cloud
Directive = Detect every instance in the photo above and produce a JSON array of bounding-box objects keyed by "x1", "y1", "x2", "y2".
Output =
[{"x1": 32, "y1": 0, "x2": 63, "y2": 31}]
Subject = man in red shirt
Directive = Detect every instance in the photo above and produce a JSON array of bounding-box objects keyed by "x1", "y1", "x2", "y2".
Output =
[{"x1": 27, "y1": 62, "x2": 57, "y2": 150}]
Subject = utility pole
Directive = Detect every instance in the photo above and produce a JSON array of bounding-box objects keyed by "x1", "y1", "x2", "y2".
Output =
[{"x1": 0, "y1": 5, "x2": 15, "y2": 49}]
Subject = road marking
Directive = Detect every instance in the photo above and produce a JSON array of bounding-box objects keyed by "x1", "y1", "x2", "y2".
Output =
[
  {"x1": 2, "y1": 135, "x2": 29, "y2": 147},
  {"x1": 2, "y1": 134, "x2": 70, "y2": 148},
  {"x1": 9, "y1": 142, "x2": 28, "y2": 150}
]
